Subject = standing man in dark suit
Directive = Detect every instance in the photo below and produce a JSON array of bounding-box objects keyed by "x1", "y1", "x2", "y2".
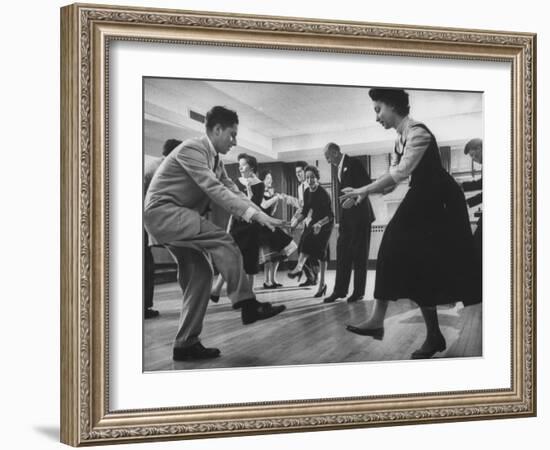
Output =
[
  {"x1": 323, "y1": 142, "x2": 375, "y2": 303},
  {"x1": 462, "y1": 138, "x2": 482, "y2": 301},
  {"x1": 144, "y1": 106, "x2": 286, "y2": 361}
]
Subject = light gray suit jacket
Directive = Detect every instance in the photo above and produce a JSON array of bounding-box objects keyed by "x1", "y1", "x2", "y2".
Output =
[{"x1": 144, "y1": 135, "x2": 257, "y2": 245}]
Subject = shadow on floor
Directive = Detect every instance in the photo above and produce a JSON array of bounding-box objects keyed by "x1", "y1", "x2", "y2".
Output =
[{"x1": 33, "y1": 425, "x2": 59, "y2": 441}]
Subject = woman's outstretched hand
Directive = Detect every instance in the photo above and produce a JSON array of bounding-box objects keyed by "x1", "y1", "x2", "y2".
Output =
[{"x1": 339, "y1": 186, "x2": 366, "y2": 205}]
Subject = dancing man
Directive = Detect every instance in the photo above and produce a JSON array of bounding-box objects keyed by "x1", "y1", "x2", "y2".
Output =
[{"x1": 144, "y1": 106, "x2": 286, "y2": 361}]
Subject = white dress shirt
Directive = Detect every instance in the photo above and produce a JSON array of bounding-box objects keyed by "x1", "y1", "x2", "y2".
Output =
[
  {"x1": 337, "y1": 154, "x2": 346, "y2": 182},
  {"x1": 298, "y1": 181, "x2": 308, "y2": 204}
]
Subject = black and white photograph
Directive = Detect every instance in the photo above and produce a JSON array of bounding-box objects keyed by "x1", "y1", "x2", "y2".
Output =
[
  {"x1": 142, "y1": 78, "x2": 483, "y2": 371},
  {"x1": 53, "y1": 1, "x2": 539, "y2": 447}
]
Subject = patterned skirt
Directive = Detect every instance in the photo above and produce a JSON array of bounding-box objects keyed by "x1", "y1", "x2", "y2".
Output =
[{"x1": 258, "y1": 228, "x2": 297, "y2": 264}]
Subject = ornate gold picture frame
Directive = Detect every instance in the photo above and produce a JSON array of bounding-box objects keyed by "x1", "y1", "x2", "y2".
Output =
[{"x1": 60, "y1": 3, "x2": 536, "y2": 446}]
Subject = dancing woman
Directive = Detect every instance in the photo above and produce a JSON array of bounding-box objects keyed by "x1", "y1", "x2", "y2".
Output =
[
  {"x1": 260, "y1": 170, "x2": 298, "y2": 289},
  {"x1": 340, "y1": 88, "x2": 478, "y2": 359},
  {"x1": 288, "y1": 165, "x2": 334, "y2": 298},
  {"x1": 210, "y1": 153, "x2": 263, "y2": 301}
]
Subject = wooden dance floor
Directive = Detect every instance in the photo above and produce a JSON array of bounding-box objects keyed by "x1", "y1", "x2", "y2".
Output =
[{"x1": 144, "y1": 270, "x2": 482, "y2": 371}]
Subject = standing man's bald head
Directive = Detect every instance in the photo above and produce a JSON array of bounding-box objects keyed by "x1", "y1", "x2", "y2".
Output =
[{"x1": 324, "y1": 142, "x2": 343, "y2": 166}]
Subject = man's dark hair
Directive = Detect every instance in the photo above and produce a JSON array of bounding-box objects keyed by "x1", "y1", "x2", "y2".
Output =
[
  {"x1": 368, "y1": 88, "x2": 410, "y2": 116},
  {"x1": 258, "y1": 169, "x2": 272, "y2": 181},
  {"x1": 464, "y1": 138, "x2": 483, "y2": 155},
  {"x1": 237, "y1": 153, "x2": 258, "y2": 174},
  {"x1": 304, "y1": 165, "x2": 320, "y2": 181},
  {"x1": 295, "y1": 161, "x2": 308, "y2": 170},
  {"x1": 162, "y1": 139, "x2": 182, "y2": 157},
  {"x1": 205, "y1": 106, "x2": 239, "y2": 130}
]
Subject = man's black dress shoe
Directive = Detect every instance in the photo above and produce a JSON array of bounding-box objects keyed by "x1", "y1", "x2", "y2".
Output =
[
  {"x1": 172, "y1": 342, "x2": 221, "y2": 361},
  {"x1": 144, "y1": 308, "x2": 159, "y2": 319},
  {"x1": 345, "y1": 325, "x2": 385, "y2": 340},
  {"x1": 346, "y1": 294, "x2": 364, "y2": 303},
  {"x1": 210, "y1": 294, "x2": 220, "y2": 303},
  {"x1": 411, "y1": 335, "x2": 446, "y2": 359},
  {"x1": 239, "y1": 299, "x2": 286, "y2": 325},
  {"x1": 323, "y1": 293, "x2": 344, "y2": 303}
]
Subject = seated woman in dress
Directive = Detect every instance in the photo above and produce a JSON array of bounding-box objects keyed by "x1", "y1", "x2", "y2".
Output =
[
  {"x1": 210, "y1": 153, "x2": 263, "y2": 301},
  {"x1": 340, "y1": 88, "x2": 478, "y2": 359},
  {"x1": 257, "y1": 171, "x2": 298, "y2": 286},
  {"x1": 288, "y1": 165, "x2": 334, "y2": 298}
]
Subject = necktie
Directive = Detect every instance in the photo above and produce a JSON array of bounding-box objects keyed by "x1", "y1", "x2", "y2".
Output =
[{"x1": 213, "y1": 153, "x2": 219, "y2": 173}]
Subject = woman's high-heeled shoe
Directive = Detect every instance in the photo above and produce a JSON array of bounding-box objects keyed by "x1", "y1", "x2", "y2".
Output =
[
  {"x1": 273, "y1": 282, "x2": 283, "y2": 288},
  {"x1": 313, "y1": 284, "x2": 327, "y2": 298},
  {"x1": 287, "y1": 269, "x2": 303, "y2": 280},
  {"x1": 345, "y1": 324, "x2": 385, "y2": 340},
  {"x1": 411, "y1": 334, "x2": 446, "y2": 359}
]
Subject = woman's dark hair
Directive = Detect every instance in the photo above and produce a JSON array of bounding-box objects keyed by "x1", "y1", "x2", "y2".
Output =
[
  {"x1": 162, "y1": 139, "x2": 182, "y2": 156},
  {"x1": 205, "y1": 106, "x2": 239, "y2": 130},
  {"x1": 304, "y1": 165, "x2": 320, "y2": 180},
  {"x1": 258, "y1": 169, "x2": 272, "y2": 181},
  {"x1": 368, "y1": 88, "x2": 410, "y2": 116},
  {"x1": 237, "y1": 153, "x2": 258, "y2": 173}
]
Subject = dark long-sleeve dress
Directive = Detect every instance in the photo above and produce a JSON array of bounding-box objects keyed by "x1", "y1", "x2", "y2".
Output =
[
  {"x1": 258, "y1": 189, "x2": 297, "y2": 264},
  {"x1": 230, "y1": 178, "x2": 263, "y2": 274},
  {"x1": 299, "y1": 185, "x2": 334, "y2": 261},
  {"x1": 374, "y1": 119, "x2": 479, "y2": 306}
]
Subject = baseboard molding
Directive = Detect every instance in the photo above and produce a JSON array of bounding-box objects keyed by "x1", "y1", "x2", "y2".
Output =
[{"x1": 153, "y1": 260, "x2": 377, "y2": 284}]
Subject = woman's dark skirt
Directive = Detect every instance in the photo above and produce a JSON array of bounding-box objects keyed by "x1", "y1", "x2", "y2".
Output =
[
  {"x1": 258, "y1": 228, "x2": 297, "y2": 264},
  {"x1": 231, "y1": 220, "x2": 260, "y2": 275},
  {"x1": 299, "y1": 222, "x2": 333, "y2": 261},
  {"x1": 374, "y1": 172, "x2": 479, "y2": 307}
]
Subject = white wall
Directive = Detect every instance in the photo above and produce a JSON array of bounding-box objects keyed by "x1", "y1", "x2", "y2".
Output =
[{"x1": 1, "y1": 1, "x2": 546, "y2": 450}]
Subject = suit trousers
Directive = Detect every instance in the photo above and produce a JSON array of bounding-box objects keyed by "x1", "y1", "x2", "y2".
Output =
[
  {"x1": 165, "y1": 217, "x2": 255, "y2": 349},
  {"x1": 333, "y1": 219, "x2": 371, "y2": 297}
]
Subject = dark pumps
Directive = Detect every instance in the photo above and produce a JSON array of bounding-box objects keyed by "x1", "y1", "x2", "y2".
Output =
[
  {"x1": 287, "y1": 269, "x2": 303, "y2": 281},
  {"x1": 313, "y1": 284, "x2": 327, "y2": 298},
  {"x1": 345, "y1": 325, "x2": 385, "y2": 341},
  {"x1": 411, "y1": 335, "x2": 447, "y2": 359}
]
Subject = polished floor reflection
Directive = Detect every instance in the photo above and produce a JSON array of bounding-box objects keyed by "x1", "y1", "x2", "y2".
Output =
[{"x1": 143, "y1": 270, "x2": 482, "y2": 371}]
